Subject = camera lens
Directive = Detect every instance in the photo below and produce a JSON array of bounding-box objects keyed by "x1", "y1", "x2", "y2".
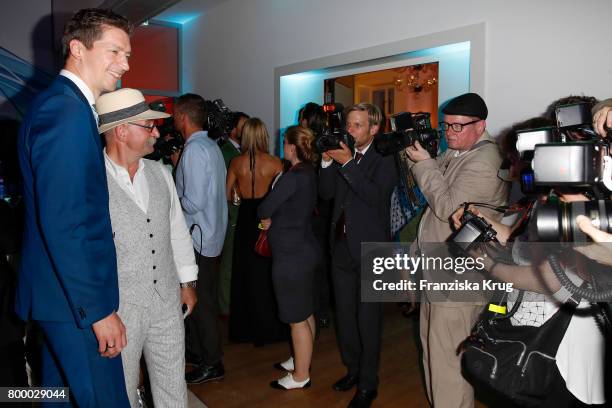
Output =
[{"x1": 535, "y1": 200, "x2": 612, "y2": 242}]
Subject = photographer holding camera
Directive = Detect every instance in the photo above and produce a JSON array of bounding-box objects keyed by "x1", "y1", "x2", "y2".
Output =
[
  {"x1": 319, "y1": 103, "x2": 398, "y2": 408},
  {"x1": 403, "y1": 92, "x2": 508, "y2": 408},
  {"x1": 449, "y1": 96, "x2": 611, "y2": 406},
  {"x1": 451, "y1": 196, "x2": 606, "y2": 407}
]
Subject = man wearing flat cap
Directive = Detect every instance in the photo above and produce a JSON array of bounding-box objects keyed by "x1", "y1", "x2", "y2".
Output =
[
  {"x1": 404, "y1": 92, "x2": 508, "y2": 407},
  {"x1": 97, "y1": 88, "x2": 198, "y2": 407}
]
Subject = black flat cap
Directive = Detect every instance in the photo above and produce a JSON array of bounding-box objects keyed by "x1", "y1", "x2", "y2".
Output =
[{"x1": 442, "y1": 92, "x2": 488, "y2": 120}]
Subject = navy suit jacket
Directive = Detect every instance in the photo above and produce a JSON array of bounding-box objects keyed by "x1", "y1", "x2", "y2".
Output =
[
  {"x1": 15, "y1": 75, "x2": 119, "y2": 329},
  {"x1": 319, "y1": 145, "x2": 398, "y2": 260}
]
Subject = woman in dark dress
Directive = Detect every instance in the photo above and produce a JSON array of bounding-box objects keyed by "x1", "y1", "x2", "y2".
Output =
[
  {"x1": 299, "y1": 103, "x2": 333, "y2": 329},
  {"x1": 258, "y1": 126, "x2": 321, "y2": 390},
  {"x1": 226, "y1": 118, "x2": 287, "y2": 345}
]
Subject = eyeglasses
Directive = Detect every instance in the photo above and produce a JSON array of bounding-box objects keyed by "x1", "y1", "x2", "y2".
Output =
[
  {"x1": 438, "y1": 119, "x2": 481, "y2": 132},
  {"x1": 129, "y1": 122, "x2": 156, "y2": 132}
]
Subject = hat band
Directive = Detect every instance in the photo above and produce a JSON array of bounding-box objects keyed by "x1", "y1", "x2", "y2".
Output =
[{"x1": 98, "y1": 101, "x2": 149, "y2": 126}]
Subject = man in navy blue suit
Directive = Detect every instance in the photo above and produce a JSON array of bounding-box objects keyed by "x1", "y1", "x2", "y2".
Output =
[{"x1": 16, "y1": 9, "x2": 133, "y2": 407}]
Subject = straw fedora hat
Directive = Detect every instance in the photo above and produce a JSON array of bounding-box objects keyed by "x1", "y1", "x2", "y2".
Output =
[{"x1": 97, "y1": 88, "x2": 170, "y2": 134}]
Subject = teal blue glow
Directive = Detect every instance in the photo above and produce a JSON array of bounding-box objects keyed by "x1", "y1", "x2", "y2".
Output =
[
  {"x1": 279, "y1": 41, "x2": 471, "y2": 154},
  {"x1": 156, "y1": 12, "x2": 201, "y2": 25},
  {"x1": 403, "y1": 41, "x2": 471, "y2": 58}
]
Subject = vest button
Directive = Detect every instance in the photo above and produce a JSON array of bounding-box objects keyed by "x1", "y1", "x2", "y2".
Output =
[
  {"x1": 147, "y1": 218, "x2": 151, "y2": 222},
  {"x1": 153, "y1": 279, "x2": 157, "y2": 284},
  {"x1": 149, "y1": 234, "x2": 153, "y2": 238},
  {"x1": 153, "y1": 265, "x2": 156, "y2": 270},
  {"x1": 152, "y1": 250, "x2": 155, "y2": 254}
]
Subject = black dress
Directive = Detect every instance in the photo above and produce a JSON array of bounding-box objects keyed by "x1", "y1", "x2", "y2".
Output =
[
  {"x1": 258, "y1": 163, "x2": 321, "y2": 324},
  {"x1": 228, "y1": 197, "x2": 288, "y2": 345}
]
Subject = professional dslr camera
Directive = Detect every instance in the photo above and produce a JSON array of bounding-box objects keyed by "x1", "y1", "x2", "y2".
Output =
[
  {"x1": 448, "y1": 204, "x2": 499, "y2": 255},
  {"x1": 516, "y1": 102, "x2": 612, "y2": 242},
  {"x1": 145, "y1": 100, "x2": 184, "y2": 164},
  {"x1": 374, "y1": 112, "x2": 439, "y2": 157},
  {"x1": 315, "y1": 103, "x2": 353, "y2": 152},
  {"x1": 206, "y1": 99, "x2": 234, "y2": 140}
]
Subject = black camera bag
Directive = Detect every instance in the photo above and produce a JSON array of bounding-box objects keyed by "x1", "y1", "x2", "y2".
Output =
[{"x1": 460, "y1": 292, "x2": 574, "y2": 407}]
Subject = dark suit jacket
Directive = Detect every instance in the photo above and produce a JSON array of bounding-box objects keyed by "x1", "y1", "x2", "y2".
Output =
[
  {"x1": 218, "y1": 139, "x2": 241, "y2": 169},
  {"x1": 258, "y1": 163, "x2": 318, "y2": 253},
  {"x1": 319, "y1": 145, "x2": 398, "y2": 260},
  {"x1": 15, "y1": 75, "x2": 119, "y2": 328}
]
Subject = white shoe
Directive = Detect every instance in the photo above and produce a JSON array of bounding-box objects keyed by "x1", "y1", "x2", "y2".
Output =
[
  {"x1": 273, "y1": 356, "x2": 294, "y2": 371},
  {"x1": 270, "y1": 373, "x2": 311, "y2": 390}
]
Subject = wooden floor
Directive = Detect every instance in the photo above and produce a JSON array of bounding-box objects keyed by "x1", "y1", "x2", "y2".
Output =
[{"x1": 189, "y1": 305, "x2": 436, "y2": 408}]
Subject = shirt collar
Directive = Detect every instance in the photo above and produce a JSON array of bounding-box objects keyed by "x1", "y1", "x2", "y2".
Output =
[
  {"x1": 229, "y1": 138, "x2": 240, "y2": 150},
  {"x1": 355, "y1": 140, "x2": 373, "y2": 157},
  {"x1": 103, "y1": 148, "x2": 145, "y2": 180},
  {"x1": 60, "y1": 69, "x2": 96, "y2": 107},
  {"x1": 453, "y1": 130, "x2": 491, "y2": 157}
]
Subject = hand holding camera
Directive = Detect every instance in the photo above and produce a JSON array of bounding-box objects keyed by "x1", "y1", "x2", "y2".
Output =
[
  {"x1": 451, "y1": 203, "x2": 512, "y2": 245},
  {"x1": 576, "y1": 214, "x2": 612, "y2": 243},
  {"x1": 325, "y1": 141, "x2": 353, "y2": 165},
  {"x1": 592, "y1": 104, "x2": 612, "y2": 138},
  {"x1": 404, "y1": 140, "x2": 431, "y2": 162},
  {"x1": 374, "y1": 111, "x2": 439, "y2": 158}
]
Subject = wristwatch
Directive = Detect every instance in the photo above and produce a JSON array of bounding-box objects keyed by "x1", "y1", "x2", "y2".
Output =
[{"x1": 180, "y1": 280, "x2": 197, "y2": 288}]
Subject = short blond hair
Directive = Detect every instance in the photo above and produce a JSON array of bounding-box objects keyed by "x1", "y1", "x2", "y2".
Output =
[{"x1": 346, "y1": 103, "x2": 382, "y2": 128}]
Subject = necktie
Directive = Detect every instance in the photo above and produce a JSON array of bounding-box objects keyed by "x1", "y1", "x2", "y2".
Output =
[
  {"x1": 354, "y1": 152, "x2": 363, "y2": 164},
  {"x1": 336, "y1": 151, "x2": 364, "y2": 240}
]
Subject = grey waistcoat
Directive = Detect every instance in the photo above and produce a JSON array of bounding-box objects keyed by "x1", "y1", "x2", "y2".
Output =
[{"x1": 107, "y1": 160, "x2": 179, "y2": 307}]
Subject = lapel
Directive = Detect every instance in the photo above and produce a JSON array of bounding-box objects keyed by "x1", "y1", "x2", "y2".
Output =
[
  {"x1": 336, "y1": 146, "x2": 379, "y2": 206},
  {"x1": 357, "y1": 144, "x2": 378, "y2": 176},
  {"x1": 57, "y1": 75, "x2": 104, "y2": 160}
]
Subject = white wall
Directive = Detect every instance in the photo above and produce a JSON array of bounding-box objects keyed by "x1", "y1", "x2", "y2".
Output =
[
  {"x1": 0, "y1": 0, "x2": 54, "y2": 72},
  {"x1": 0, "y1": 0, "x2": 106, "y2": 119},
  {"x1": 0, "y1": 0, "x2": 107, "y2": 72},
  {"x1": 181, "y1": 0, "x2": 612, "y2": 137}
]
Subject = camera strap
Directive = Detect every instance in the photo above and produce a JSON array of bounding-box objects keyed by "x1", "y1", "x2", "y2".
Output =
[{"x1": 443, "y1": 139, "x2": 494, "y2": 174}]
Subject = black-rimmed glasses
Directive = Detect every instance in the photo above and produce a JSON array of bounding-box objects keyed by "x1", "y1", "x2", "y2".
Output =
[
  {"x1": 129, "y1": 122, "x2": 156, "y2": 132},
  {"x1": 438, "y1": 119, "x2": 480, "y2": 132}
]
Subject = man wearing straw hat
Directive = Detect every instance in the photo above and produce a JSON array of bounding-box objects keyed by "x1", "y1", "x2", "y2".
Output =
[{"x1": 97, "y1": 87, "x2": 198, "y2": 407}]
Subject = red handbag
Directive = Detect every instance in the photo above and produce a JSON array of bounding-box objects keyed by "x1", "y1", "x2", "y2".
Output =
[{"x1": 254, "y1": 229, "x2": 272, "y2": 257}]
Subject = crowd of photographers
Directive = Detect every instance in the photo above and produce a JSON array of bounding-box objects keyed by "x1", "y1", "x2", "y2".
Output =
[
  {"x1": 307, "y1": 91, "x2": 612, "y2": 407},
  {"x1": 253, "y1": 91, "x2": 611, "y2": 407}
]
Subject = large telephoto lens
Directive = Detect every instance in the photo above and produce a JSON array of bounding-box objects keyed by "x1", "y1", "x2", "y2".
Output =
[{"x1": 535, "y1": 200, "x2": 612, "y2": 242}]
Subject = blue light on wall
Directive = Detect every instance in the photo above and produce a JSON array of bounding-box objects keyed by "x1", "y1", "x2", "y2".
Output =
[{"x1": 156, "y1": 12, "x2": 202, "y2": 25}]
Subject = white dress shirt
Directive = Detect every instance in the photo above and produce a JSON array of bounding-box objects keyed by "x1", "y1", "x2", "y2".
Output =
[
  {"x1": 321, "y1": 140, "x2": 372, "y2": 168},
  {"x1": 229, "y1": 138, "x2": 240, "y2": 150},
  {"x1": 104, "y1": 150, "x2": 198, "y2": 283}
]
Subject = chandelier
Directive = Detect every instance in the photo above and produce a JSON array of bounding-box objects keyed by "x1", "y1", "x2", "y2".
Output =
[{"x1": 393, "y1": 64, "x2": 437, "y2": 93}]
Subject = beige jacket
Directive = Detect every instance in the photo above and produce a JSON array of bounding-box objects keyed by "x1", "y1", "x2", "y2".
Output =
[{"x1": 410, "y1": 130, "x2": 509, "y2": 247}]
